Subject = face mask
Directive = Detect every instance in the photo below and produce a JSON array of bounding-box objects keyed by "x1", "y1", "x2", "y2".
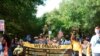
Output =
[{"x1": 95, "y1": 29, "x2": 100, "y2": 34}]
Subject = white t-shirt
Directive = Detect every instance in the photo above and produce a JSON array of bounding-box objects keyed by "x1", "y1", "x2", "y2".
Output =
[{"x1": 90, "y1": 34, "x2": 100, "y2": 53}]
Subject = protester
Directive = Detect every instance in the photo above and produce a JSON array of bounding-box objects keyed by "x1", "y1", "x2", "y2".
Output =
[
  {"x1": 1, "y1": 26, "x2": 98, "y2": 56},
  {"x1": 2, "y1": 38, "x2": 8, "y2": 56},
  {"x1": 34, "y1": 36, "x2": 39, "y2": 44},
  {"x1": 52, "y1": 38, "x2": 59, "y2": 46},
  {"x1": 46, "y1": 37, "x2": 52, "y2": 44},
  {"x1": 25, "y1": 34, "x2": 32, "y2": 43},
  {"x1": 61, "y1": 35, "x2": 71, "y2": 45},
  {"x1": 71, "y1": 33, "x2": 82, "y2": 56},
  {"x1": 10, "y1": 36, "x2": 19, "y2": 56},
  {"x1": 13, "y1": 41, "x2": 23, "y2": 56},
  {"x1": 38, "y1": 34, "x2": 47, "y2": 44},
  {"x1": 81, "y1": 36, "x2": 90, "y2": 56},
  {"x1": 90, "y1": 26, "x2": 100, "y2": 56},
  {"x1": 0, "y1": 35, "x2": 4, "y2": 56}
]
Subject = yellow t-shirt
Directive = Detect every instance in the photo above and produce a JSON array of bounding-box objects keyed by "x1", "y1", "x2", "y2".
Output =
[{"x1": 72, "y1": 40, "x2": 81, "y2": 51}]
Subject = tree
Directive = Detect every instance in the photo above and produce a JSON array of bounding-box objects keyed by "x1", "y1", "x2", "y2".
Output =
[
  {"x1": 44, "y1": 0, "x2": 100, "y2": 36},
  {"x1": 0, "y1": 0, "x2": 45, "y2": 37}
]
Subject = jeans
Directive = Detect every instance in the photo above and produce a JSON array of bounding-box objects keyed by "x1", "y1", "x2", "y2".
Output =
[{"x1": 8, "y1": 49, "x2": 13, "y2": 56}]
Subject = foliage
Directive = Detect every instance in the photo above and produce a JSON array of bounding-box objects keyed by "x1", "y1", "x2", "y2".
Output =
[
  {"x1": 45, "y1": 0, "x2": 100, "y2": 35},
  {"x1": 0, "y1": 0, "x2": 44, "y2": 36}
]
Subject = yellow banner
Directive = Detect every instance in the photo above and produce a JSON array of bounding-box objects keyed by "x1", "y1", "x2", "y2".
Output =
[{"x1": 23, "y1": 42, "x2": 72, "y2": 49}]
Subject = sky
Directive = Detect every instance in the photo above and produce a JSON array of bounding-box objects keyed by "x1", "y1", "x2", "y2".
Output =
[{"x1": 36, "y1": 0, "x2": 62, "y2": 17}]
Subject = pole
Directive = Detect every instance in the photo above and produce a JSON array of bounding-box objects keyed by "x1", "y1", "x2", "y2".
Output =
[{"x1": 3, "y1": 31, "x2": 4, "y2": 34}]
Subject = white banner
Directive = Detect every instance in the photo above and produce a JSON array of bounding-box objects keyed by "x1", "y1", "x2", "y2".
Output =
[{"x1": 0, "y1": 20, "x2": 5, "y2": 31}]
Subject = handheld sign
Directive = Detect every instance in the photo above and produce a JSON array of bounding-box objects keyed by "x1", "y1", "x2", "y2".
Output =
[{"x1": 0, "y1": 20, "x2": 5, "y2": 34}]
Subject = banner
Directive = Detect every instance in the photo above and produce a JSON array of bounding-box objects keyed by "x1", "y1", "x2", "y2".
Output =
[
  {"x1": 23, "y1": 42, "x2": 72, "y2": 49},
  {"x1": 22, "y1": 42, "x2": 91, "y2": 56},
  {"x1": 24, "y1": 48, "x2": 73, "y2": 56},
  {"x1": 23, "y1": 42, "x2": 73, "y2": 56},
  {"x1": 0, "y1": 20, "x2": 5, "y2": 31}
]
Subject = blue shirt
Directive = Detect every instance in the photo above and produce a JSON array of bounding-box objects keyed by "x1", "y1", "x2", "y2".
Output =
[
  {"x1": 0, "y1": 42, "x2": 3, "y2": 52},
  {"x1": 61, "y1": 40, "x2": 71, "y2": 45}
]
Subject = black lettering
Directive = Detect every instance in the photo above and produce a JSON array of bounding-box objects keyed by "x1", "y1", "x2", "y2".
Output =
[{"x1": 34, "y1": 44, "x2": 40, "y2": 48}]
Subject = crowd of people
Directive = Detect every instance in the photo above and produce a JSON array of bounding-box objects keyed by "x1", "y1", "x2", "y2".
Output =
[
  {"x1": 0, "y1": 26, "x2": 99, "y2": 56},
  {"x1": 0, "y1": 34, "x2": 23, "y2": 56}
]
